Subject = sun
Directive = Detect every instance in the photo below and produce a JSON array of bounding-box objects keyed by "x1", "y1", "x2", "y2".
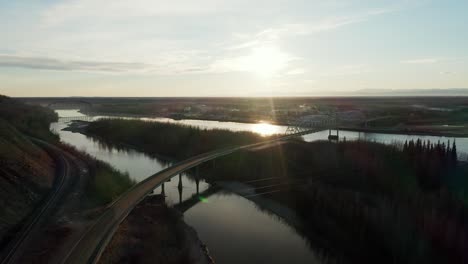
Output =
[{"x1": 244, "y1": 46, "x2": 289, "y2": 77}]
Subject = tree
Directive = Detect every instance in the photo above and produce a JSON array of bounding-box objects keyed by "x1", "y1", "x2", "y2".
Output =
[{"x1": 451, "y1": 141, "x2": 458, "y2": 167}]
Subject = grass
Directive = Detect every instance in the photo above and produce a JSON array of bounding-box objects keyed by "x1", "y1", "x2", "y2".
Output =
[
  {"x1": 88, "y1": 161, "x2": 135, "y2": 204},
  {"x1": 57, "y1": 143, "x2": 136, "y2": 207}
]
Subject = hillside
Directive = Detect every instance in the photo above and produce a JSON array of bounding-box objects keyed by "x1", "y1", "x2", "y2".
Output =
[
  {"x1": 0, "y1": 96, "x2": 56, "y2": 250},
  {"x1": 0, "y1": 95, "x2": 58, "y2": 141}
]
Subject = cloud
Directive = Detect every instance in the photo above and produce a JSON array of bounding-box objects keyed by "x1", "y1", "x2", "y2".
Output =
[
  {"x1": 286, "y1": 68, "x2": 306, "y2": 75},
  {"x1": 320, "y1": 64, "x2": 371, "y2": 76},
  {"x1": 209, "y1": 45, "x2": 296, "y2": 75},
  {"x1": 401, "y1": 58, "x2": 440, "y2": 64},
  {"x1": 226, "y1": 8, "x2": 392, "y2": 53},
  {"x1": 0, "y1": 53, "x2": 218, "y2": 74},
  {"x1": 0, "y1": 55, "x2": 154, "y2": 73},
  {"x1": 439, "y1": 71, "x2": 455, "y2": 75},
  {"x1": 5, "y1": 1, "x2": 395, "y2": 78},
  {"x1": 41, "y1": 0, "x2": 224, "y2": 26}
]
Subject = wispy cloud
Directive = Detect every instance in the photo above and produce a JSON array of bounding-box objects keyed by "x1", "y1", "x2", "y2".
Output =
[
  {"x1": 225, "y1": 7, "x2": 393, "y2": 55},
  {"x1": 210, "y1": 46, "x2": 295, "y2": 74},
  {"x1": 217, "y1": 8, "x2": 391, "y2": 76},
  {"x1": 401, "y1": 58, "x2": 440, "y2": 64},
  {"x1": 0, "y1": 53, "x2": 218, "y2": 74},
  {"x1": 41, "y1": 0, "x2": 224, "y2": 26},
  {"x1": 286, "y1": 68, "x2": 306, "y2": 75},
  {"x1": 0, "y1": 55, "x2": 154, "y2": 73},
  {"x1": 320, "y1": 64, "x2": 371, "y2": 76},
  {"x1": 439, "y1": 71, "x2": 455, "y2": 75}
]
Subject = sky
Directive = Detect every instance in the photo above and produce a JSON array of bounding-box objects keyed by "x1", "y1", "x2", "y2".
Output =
[{"x1": 0, "y1": 0, "x2": 467, "y2": 97}]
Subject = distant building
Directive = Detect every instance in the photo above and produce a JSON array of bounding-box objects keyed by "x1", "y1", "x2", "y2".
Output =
[
  {"x1": 337, "y1": 110, "x2": 366, "y2": 122},
  {"x1": 297, "y1": 114, "x2": 332, "y2": 126}
]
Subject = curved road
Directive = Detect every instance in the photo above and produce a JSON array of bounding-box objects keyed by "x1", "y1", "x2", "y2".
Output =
[
  {"x1": 63, "y1": 131, "x2": 313, "y2": 264},
  {"x1": 1, "y1": 140, "x2": 76, "y2": 264}
]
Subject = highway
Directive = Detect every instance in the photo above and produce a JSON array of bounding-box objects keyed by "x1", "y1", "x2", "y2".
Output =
[
  {"x1": 1, "y1": 140, "x2": 76, "y2": 264},
  {"x1": 62, "y1": 131, "x2": 314, "y2": 264}
]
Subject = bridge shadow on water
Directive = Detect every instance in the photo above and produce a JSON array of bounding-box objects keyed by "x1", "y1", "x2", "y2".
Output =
[{"x1": 150, "y1": 169, "x2": 337, "y2": 264}]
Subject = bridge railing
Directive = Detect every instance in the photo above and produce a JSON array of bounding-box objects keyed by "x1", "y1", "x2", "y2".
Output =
[
  {"x1": 57, "y1": 116, "x2": 94, "y2": 122},
  {"x1": 285, "y1": 117, "x2": 339, "y2": 135}
]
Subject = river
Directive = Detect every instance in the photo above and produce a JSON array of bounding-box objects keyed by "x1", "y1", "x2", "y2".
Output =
[{"x1": 51, "y1": 110, "x2": 468, "y2": 264}]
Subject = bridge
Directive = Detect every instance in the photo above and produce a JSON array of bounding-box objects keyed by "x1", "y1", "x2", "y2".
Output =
[
  {"x1": 58, "y1": 116, "x2": 94, "y2": 122},
  {"x1": 61, "y1": 130, "x2": 317, "y2": 264},
  {"x1": 285, "y1": 114, "x2": 340, "y2": 140},
  {"x1": 285, "y1": 113, "x2": 397, "y2": 139}
]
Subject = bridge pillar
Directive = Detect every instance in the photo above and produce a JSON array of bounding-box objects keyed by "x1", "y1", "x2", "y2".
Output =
[
  {"x1": 178, "y1": 187, "x2": 183, "y2": 204},
  {"x1": 178, "y1": 174, "x2": 183, "y2": 204},
  {"x1": 195, "y1": 178, "x2": 200, "y2": 195},
  {"x1": 161, "y1": 183, "x2": 165, "y2": 196},
  {"x1": 328, "y1": 128, "x2": 339, "y2": 141},
  {"x1": 178, "y1": 174, "x2": 182, "y2": 189}
]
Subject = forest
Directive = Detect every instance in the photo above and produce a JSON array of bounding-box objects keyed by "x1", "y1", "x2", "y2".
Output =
[
  {"x1": 85, "y1": 118, "x2": 270, "y2": 160},
  {"x1": 0, "y1": 95, "x2": 58, "y2": 141},
  {"x1": 204, "y1": 140, "x2": 468, "y2": 263}
]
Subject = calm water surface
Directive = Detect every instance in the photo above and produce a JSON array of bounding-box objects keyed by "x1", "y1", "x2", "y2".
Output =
[{"x1": 51, "y1": 110, "x2": 468, "y2": 264}]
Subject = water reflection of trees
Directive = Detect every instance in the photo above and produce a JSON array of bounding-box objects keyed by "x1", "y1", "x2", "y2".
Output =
[{"x1": 86, "y1": 134, "x2": 173, "y2": 167}]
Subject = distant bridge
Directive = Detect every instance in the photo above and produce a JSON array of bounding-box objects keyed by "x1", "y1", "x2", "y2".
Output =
[
  {"x1": 285, "y1": 113, "x2": 394, "y2": 139},
  {"x1": 285, "y1": 114, "x2": 340, "y2": 140}
]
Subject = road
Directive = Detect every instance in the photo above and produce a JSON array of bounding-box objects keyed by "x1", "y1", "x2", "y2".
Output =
[
  {"x1": 0, "y1": 140, "x2": 77, "y2": 264},
  {"x1": 62, "y1": 131, "x2": 314, "y2": 264}
]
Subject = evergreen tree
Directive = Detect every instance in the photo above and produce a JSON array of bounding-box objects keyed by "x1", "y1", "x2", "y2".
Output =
[{"x1": 451, "y1": 141, "x2": 458, "y2": 167}]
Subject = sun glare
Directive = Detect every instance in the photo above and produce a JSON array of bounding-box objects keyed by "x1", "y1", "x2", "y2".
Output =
[
  {"x1": 252, "y1": 122, "x2": 281, "y2": 136},
  {"x1": 245, "y1": 46, "x2": 289, "y2": 77}
]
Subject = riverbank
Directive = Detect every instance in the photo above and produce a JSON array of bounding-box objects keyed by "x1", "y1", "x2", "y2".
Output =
[
  {"x1": 63, "y1": 121, "x2": 179, "y2": 163},
  {"x1": 84, "y1": 118, "x2": 269, "y2": 160},
  {"x1": 340, "y1": 126, "x2": 468, "y2": 138},
  {"x1": 82, "y1": 109, "x2": 468, "y2": 138},
  {"x1": 84, "y1": 110, "x2": 273, "y2": 125},
  {"x1": 99, "y1": 194, "x2": 214, "y2": 264}
]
